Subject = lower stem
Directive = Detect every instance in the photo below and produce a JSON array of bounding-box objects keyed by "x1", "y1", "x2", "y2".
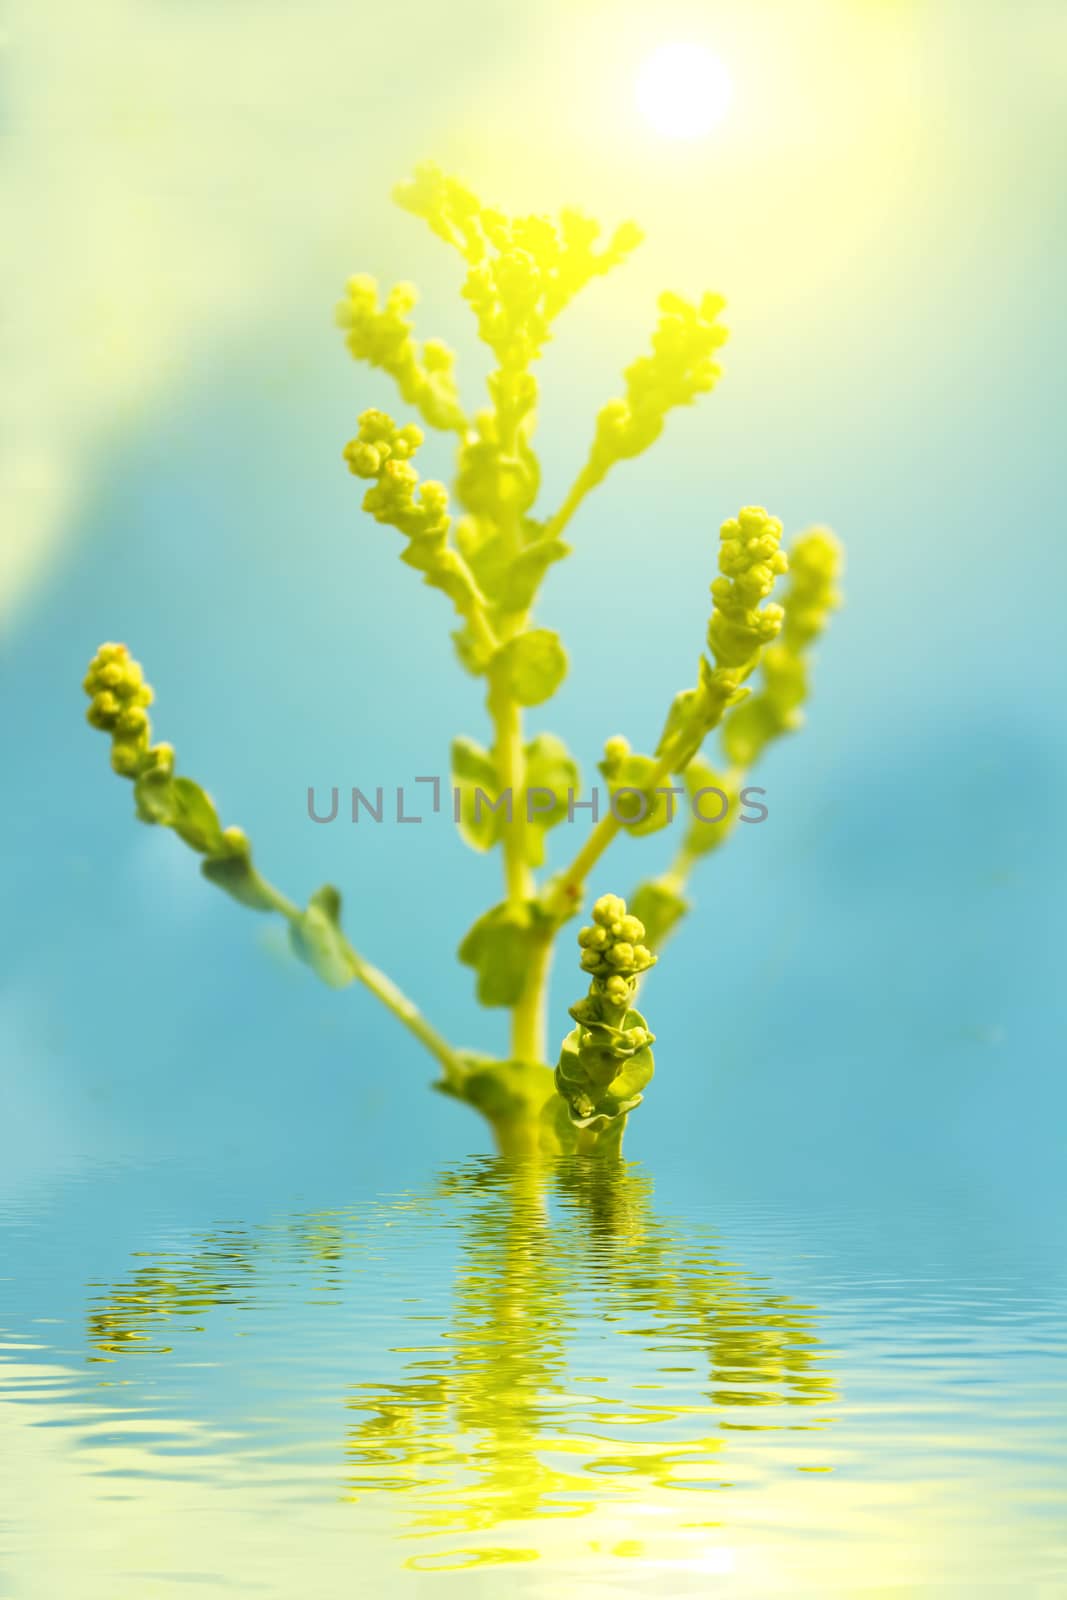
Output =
[
  {"x1": 258, "y1": 873, "x2": 465, "y2": 1088},
  {"x1": 511, "y1": 928, "x2": 553, "y2": 1064},
  {"x1": 488, "y1": 661, "x2": 543, "y2": 1064},
  {"x1": 488, "y1": 667, "x2": 533, "y2": 908},
  {"x1": 343, "y1": 943, "x2": 465, "y2": 1087}
]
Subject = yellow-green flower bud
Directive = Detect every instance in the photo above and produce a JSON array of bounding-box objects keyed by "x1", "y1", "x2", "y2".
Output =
[
  {"x1": 584, "y1": 290, "x2": 728, "y2": 483},
  {"x1": 344, "y1": 441, "x2": 383, "y2": 478},
  {"x1": 592, "y1": 893, "x2": 627, "y2": 929},
  {"x1": 601, "y1": 734, "x2": 630, "y2": 776},
  {"x1": 110, "y1": 741, "x2": 142, "y2": 777},
  {"x1": 87, "y1": 690, "x2": 120, "y2": 730},
  {"x1": 722, "y1": 525, "x2": 843, "y2": 768},
  {"x1": 555, "y1": 892, "x2": 657, "y2": 1137},
  {"x1": 655, "y1": 505, "x2": 792, "y2": 771},
  {"x1": 706, "y1": 507, "x2": 789, "y2": 670},
  {"x1": 394, "y1": 162, "x2": 640, "y2": 370},
  {"x1": 116, "y1": 705, "x2": 149, "y2": 738},
  {"x1": 83, "y1": 643, "x2": 156, "y2": 779}
]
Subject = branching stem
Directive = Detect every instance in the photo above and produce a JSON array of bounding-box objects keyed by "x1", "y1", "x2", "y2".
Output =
[{"x1": 255, "y1": 872, "x2": 466, "y2": 1087}]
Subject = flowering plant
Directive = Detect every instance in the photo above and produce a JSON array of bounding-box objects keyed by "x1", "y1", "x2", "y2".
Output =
[{"x1": 82, "y1": 165, "x2": 842, "y2": 1157}]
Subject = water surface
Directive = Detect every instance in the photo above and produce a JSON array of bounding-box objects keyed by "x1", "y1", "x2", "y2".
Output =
[{"x1": 1, "y1": 1156, "x2": 1064, "y2": 1596}]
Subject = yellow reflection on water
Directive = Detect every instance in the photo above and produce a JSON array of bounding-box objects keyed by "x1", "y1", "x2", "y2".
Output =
[{"x1": 79, "y1": 1159, "x2": 836, "y2": 1577}]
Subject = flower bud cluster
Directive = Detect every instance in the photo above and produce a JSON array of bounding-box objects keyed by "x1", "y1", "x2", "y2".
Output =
[
  {"x1": 343, "y1": 409, "x2": 486, "y2": 626},
  {"x1": 343, "y1": 408, "x2": 422, "y2": 477},
  {"x1": 394, "y1": 162, "x2": 641, "y2": 368},
  {"x1": 335, "y1": 274, "x2": 466, "y2": 434},
  {"x1": 722, "y1": 526, "x2": 842, "y2": 768},
  {"x1": 586, "y1": 291, "x2": 728, "y2": 482},
  {"x1": 343, "y1": 409, "x2": 451, "y2": 543},
  {"x1": 780, "y1": 527, "x2": 843, "y2": 654},
  {"x1": 576, "y1": 893, "x2": 656, "y2": 984},
  {"x1": 555, "y1": 894, "x2": 657, "y2": 1131},
  {"x1": 83, "y1": 644, "x2": 172, "y2": 780},
  {"x1": 655, "y1": 507, "x2": 791, "y2": 771},
  {"x1": 706, "y1": 506, "x2": 789, "y2": 669}
]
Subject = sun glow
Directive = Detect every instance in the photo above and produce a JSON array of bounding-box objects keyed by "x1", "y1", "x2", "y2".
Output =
[{"x1": 635, "y1": 42, "x2": 733, "y2": 140}]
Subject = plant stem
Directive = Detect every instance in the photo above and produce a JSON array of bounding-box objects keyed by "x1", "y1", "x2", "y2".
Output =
[
  {"x1": 467, "y1": 596, "x2": 499, "y2": 662},
  {"x1": 511, "y1": 927, "x2": 553, "y2": 1063},
  {"x1": 488, "y1": 375, "x2": 549, "y2": 1063},
  {"x1": 340, "y1": 941, "x2": 466, "y2": 1086},
  {"x1": 488, "y1": 666, "x2": 533, "y2": 907},
  {"x1": 544, "y1": 464, "x2": 597, "y2": 542},
  {"x1": 545, "y1": 748, "x2": 674, "y2": 922},
  {"x1": 256, "y1": 873, "x2": 466, "y2": 1087}
]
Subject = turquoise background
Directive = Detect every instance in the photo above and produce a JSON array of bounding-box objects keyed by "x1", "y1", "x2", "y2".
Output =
[{"x1": 2, "y1": 0, "x2": 1065, "y2": 1232}]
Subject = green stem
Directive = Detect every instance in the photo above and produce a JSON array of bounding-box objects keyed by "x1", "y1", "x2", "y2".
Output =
[
  {"x1": 547, "y1": 738, "x2": 746, "y2": 927},
  {"x1": 467, "y1": 599, "x2": 499, "y2": 662},
  {"x1": 256, "y1": 873, "x2": 466, "y2": 1088},
  {"x1": 488, "y1": 666, "x2": 533, "y2": 909},
  {"x1": 343, "y1": 942, "x2": 465, "y2": 1083},
  {"x1": 511, "y1": 927, "x2": 553, "y2": 1064},
  {"x1": 544, "y1": 463, "x2": 597, "y2": 542},
  {"x1": 545, "y1": 748, "x2": 674, "y2": 922},
  {"x1": 487, "y1": 370, "x2": 549, "y2": 1063}
]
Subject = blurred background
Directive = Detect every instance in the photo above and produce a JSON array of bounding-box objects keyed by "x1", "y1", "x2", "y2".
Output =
[{"x1": 2, "y1": 0, "x2": 1065, "y2": 1223}]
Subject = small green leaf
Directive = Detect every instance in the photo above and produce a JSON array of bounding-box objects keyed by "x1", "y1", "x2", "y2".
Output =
[
  {"x1": 133, "y1": 767, "x2": 176, "y2": 827},
  {"x1": 451, "y1": 623, "x2": 495, "y2": 677},
  {"x1": 522, "y1": 733, "x2": 579, "y2": 866},
  {"x1": 629, "y1": 879, "x2": 689, "y2": 948},
  {"x1": 681, "y1": 756, "x2": 739, "y2": 860},
  {"x1": 201, "y1": 850, "x2": 278, "y2": 913},
  {"x1": 168, "y1": 778, "x2": 225, "y2": 854},
  {"x1": 499, "y1": 628, "x2": 568, "y2": 707},
  {"x1": 289, "y1": 884, "x2": 355, "y2": 989},
  {"x1": 134, "y1": 770, "x2": 225, "y2": 853},
  {"x1": 496, "y1": 538, "x2": 570, "y2": 612},
  {"x1": 597, "y1": 749, "x2": 672, "y2": 837},
  {"x1": 411, "y1": 544, "x2": 486, "y2": 622},
  {"x1": 451, "y1": 736, "x2": 505, "y2": 852},
  {"x1": 458, "y1": 899, "x2": 546, "y2": 1008},
  {"x1": 555, "y1": 1009, "x2": 655, "y2": 1131}
]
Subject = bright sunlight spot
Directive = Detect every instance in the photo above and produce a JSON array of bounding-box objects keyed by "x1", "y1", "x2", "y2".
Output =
[{"x1": 635, "y1": 42, "x2": 733, "y2": 140}]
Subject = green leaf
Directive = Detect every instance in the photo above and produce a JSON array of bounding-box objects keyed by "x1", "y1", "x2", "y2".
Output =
[
  {"x1": 451, "y1": 736, "x2": 505, "y2": 852},
  {"x1": 201, "y1": 849, "x2": 278, "y2": 913},
  {"x1": 681, "y1": 757, "x2": 739, "y2": 860},
  {"x1": 629, "y1": 879, "x2": 689, "y2": 948},
  {"x1": 499, "y1": 628, "x2": 568, "y2": 707},
  {"x1": 133, "y1": 767, "x2": 177, "y2": 826},
  {"x1": 598, "y1": 749, "x2": 672, "y2": 837},
  {"x1": 555, "y1": 1009, "x2": 655, "y2": 1131},
  {"x1": 496, "y1": 537, "x2": 570, "y2": 612},
  {"x1": 451, "y1": 623, "x2": 495, "y2": 677},
  {"x1": 434, "y1": 1053, "x2": 554, "y2": 1120},
  {"x1": 134, "y1": 770, "x2": 225, "y2": 854},
  {"x1": 289, "y1": 884, "x2": 355, "y2": 989},
  {"x1": 523, "y1": 733, "x2": 579, "y2": 866},
  {"x1": 169, "y1": 778, "x2": 225, "y2": 854},
  {"x1": 397, "y1": 537, "x2": 487, "y2": 633},
  {"x1": 458, "y1": 899, "x2": 546, "y2": 1008}
]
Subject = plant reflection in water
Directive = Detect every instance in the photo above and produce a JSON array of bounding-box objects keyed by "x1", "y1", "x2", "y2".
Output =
[{"x1": 86, "y1": 1159, "x2": 836, "y2": 1571}]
